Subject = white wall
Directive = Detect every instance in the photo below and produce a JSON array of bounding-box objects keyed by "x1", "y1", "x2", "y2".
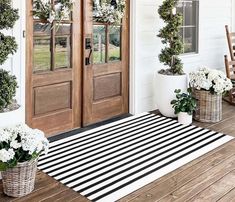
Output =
[
  {"x1": 130, "y1": 0, "x2": 233, "y2": 114},
  {"x1": 233, "y1": 0, "x2": 235, "y2": 31},
  {"x1": 0, "y1": 0, "x2": 25, "y2": 124}
]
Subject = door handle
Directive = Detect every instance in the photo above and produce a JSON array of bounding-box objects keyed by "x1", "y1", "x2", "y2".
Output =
[
  {"x1": 85, "y1": 37, "x2": 92, "y2": 65},
  {"x1": 85, "y1": 49, "x2": 92, "y2": 65}
]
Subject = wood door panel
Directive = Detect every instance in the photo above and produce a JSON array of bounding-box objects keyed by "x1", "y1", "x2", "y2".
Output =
[
  {"x1": 33, "y1": 70, "x2": 72, "y2": 87},
  {"x1": 34, "y1": 82, "x2": 71, "y2": 116},
  {"x1": 26, "y1": 0, "x2": 82, "y2": 136},
  {"x1": 83, "y1": 0, "x2": 129, "y2": 126},
  {"x1": 92, "y1": 97, "x2": 123, "y2": 122},
  {"x1": 32, "y1": 110, "x2": 73, "y2": 136},
  {"x1": 93, "y1": 63, "x2": 122, "y2": 76},
  {"x1": 93, "y1": 73, "x2": 121, "y2": 101}
]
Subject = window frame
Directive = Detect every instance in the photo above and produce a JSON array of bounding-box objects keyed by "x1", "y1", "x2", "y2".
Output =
[{"x1": 178, "y1": 0, "x2": 199, "y2": 55}]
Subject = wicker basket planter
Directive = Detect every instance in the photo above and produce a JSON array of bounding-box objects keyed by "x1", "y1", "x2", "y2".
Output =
[
  {"x1": 192, "y1": 89, "x2": 222, "y2": 123},
  {"x1": 1, "y1": 158, "x2": 38, "y2": 197}
]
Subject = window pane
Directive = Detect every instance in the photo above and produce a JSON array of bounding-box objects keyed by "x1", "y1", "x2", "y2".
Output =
[
  {"x1": 109, "y1": 26, "x2": 121, "y2": 61},
  {"x1": 33, "y1": 37, "x2": 51, "y2": 72},
  {"x1": 55, "y1": 36, "x2": 71, "y2": 69},
  {"x1": 184, "y1": 1, "x2": 198, "y2": 26},
  {"x1": 177, "y1": 0, "x2": 198, "y2": 54},
  {"x1": 93, "y1": 25, "x2": 106, "y2": 64},
  {"x1": 184, "y1": 27, "x2": 197, "y2": 53}
]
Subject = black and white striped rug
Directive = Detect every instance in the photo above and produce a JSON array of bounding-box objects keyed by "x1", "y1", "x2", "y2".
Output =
[{"x1": 38, "y1": 113, "x2": 233, "y2": 202}]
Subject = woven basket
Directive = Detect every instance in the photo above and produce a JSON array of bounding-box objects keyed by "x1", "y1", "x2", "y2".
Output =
[
  {"x1": 1, "y1": 158, "x2": 38, "y2": 197},
  {"x1": 192, "y1": 89, "x2": 222, "y2": 123}
]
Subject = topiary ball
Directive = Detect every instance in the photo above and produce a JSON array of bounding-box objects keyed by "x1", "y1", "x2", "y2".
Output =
[
  {"x1": 0, "y1": 33, "x2": 18, "y2": 65},
  {"x1": 0, "y1": 0, "x2": 19, "y2": 30},
  {"x1": 0, "y1": 69, "x2": 18, "y2": 111}
]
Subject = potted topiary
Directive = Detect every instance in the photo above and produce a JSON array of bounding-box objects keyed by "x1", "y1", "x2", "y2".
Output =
[
  {"x1": 171, "y1": 88, "x2": 197, "y2": 125},
  {"x1": 155, "y1": 0, "x2": 187, "y2": 117},
  {"x1": 0, "y1": 0, "x2": 20, "y2": 127}
]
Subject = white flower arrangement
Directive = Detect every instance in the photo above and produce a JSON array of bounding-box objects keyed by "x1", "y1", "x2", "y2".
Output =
[
  {"x1": 189, "y1": 67, "x2": 233, "y2": 95},
  {"x1": 33, "y1": 0, "x2": 74, "y2": 23},
  {"x1": 93, "y1": 0, "x2": 126, "y2": 24},
  {"x1": 0, "y1": 124, "x2": 49, "y2": 171}
]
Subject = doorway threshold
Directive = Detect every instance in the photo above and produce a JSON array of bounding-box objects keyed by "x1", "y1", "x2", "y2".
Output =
[{"x1": 48, "y1": 113, "x2": 132, "y2": 142}]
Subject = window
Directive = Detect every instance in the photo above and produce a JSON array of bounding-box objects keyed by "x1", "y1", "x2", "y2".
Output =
[{"x1": 177, "y1": 0, "x2": 199, "y2": 54}]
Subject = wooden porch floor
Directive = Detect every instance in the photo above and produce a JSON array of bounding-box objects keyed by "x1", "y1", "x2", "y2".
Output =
[{"x1": 1, "y1": 102, "x2": 235, "y2": 202}]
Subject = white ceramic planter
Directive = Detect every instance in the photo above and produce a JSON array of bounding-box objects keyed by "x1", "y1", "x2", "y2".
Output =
[
  {"x1": 0, "y1": 107, "x2": 23, "y2": 128},
  {"x1": 155, "y1": 72, "x2": 187, "y2": 117},
  {"x1": 178, "y1": 112, "x2": 193, "y2": 125}
]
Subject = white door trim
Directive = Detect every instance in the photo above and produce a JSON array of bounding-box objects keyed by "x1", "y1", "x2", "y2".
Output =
[{"x1": 129, "y1": 0, "x2": 137, "y2": 115}]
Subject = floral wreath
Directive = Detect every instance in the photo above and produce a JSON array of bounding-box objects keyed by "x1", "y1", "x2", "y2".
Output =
[
  {"x1": 33, "y1": 0, "x2": 74, "y2": 23},
  {"x1": 93, "y1": 0, "x2": 126, "y2": 24}
]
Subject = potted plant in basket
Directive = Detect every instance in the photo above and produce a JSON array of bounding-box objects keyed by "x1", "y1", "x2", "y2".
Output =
[
  {"x1": 156, "y1": 0, "x2": 187, "y2": 118},
  {"x1": 189, "y1": 67, "x2": 233, "y2": 123},
  {"x1": 171, "y1": 88, "x2": 197, "y2": 125},
  {"x1": 0, "y1": 0, "x2": 20, "y2": 127},
  {"x1": 0, "y1": 124, "x2": 49, "y2": 197}
]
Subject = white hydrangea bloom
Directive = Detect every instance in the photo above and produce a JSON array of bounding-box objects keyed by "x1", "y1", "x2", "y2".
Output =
[
  {"x1": 189, "y1": 67, "x2": 233, "y2": 94},
  {"x1": 0, "y1": 129, "x2": 11, "y2": 143},
  {"x1": 0, "y1": 148, "x2": 15, "y2": 163},
  {"x1": 10, "y1": 140, "x2": 21, "y2": 149}
]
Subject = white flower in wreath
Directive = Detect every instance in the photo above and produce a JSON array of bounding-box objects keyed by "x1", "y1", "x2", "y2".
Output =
[
  {"x1": 0, "y1": 148, "x2": 15, "y2": 163},
  {"x1": 48, "y1": 10, "x2": 56, "y2": 23}
]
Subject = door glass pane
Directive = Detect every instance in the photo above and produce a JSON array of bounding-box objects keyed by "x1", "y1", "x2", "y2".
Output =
[
  {"x1": 93, "y1": 25, "x2": 106, "y2": 64},
  {"x1": 55, "y1": 23, "x2": 71, "y2": 69},
  {"x1": 54, "y1": 0, "x2": 71, "y2": 21},
  {"x1": 55, "y1": 36, "x2": 71, "y2": 69},
  {"x1": 55, "y1": 23, "x2": 71, "y2": 36},
  {"x1": 34, "y1": 22, "x2": 51, "y2": 35},
  {"x1": 33, "y1": 37, "x2": 51, "y2": 72},
  {"x1": 109, "y1": 26, "x2": 121, "y2": 61}
]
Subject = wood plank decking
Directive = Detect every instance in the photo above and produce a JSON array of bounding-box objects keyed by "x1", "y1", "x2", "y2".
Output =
[{"x1": 1, "y1": 102, "x2": 235, "y2": 202}]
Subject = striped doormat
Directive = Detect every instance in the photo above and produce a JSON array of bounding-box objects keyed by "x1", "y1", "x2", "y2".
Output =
[{"x1": 38, "y1": 113, "x2": 233, "y2": 202}]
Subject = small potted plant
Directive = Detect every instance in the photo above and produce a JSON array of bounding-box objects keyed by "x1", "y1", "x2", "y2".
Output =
[
  {"x1": 0, "y1": 124, "x2": 49, "y2": 197},
  {"x1": 171, "y1": 88, "x2": 197, "y2": 125}
]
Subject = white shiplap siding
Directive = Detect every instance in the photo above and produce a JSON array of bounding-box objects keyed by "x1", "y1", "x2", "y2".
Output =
[{"x1": 130, "y1": 0, "x2": 233, "y2": 114}]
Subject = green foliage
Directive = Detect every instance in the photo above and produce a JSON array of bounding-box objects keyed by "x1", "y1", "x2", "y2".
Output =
[
  {"x1": 0, "y1": 0, "x2": 19, "y2": 65},
  {"x1": 33, "y1": 0, "x2": 52, "y2": 21},
  {"x1": 0, "y1": 0, "x2": 19, "y2": 30},
  {"x1": 0, "y1": 69, "x2": 18, "y2": 111},
  {"x1": 158, "y1": 0, "x2": 184, "y2": 75},
  {"x1": 171, "y1": 88, "x2": 197, "y2": 115},
  {"x1": 0, "y1": 33, "x2": 18, "y2": 65}
]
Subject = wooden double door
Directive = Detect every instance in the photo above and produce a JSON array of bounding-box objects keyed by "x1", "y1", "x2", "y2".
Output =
[{"x1": 26, "y1": 0, "x2": 129, "y2": 136}]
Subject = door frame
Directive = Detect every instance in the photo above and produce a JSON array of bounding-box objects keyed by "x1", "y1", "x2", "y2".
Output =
[{"x1": 26, "y1": 0, "x2": 131, "y2": 133}]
